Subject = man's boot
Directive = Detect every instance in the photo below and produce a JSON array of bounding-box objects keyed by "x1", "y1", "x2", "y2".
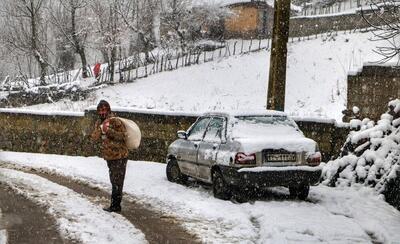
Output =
[{"x1": 103, "y1": 185, "x2": 122, "y2": 213}]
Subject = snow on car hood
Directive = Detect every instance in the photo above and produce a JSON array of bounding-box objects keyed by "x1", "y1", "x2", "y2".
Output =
[{"x1": 231, "y1": 123, "x2": 317, "y2": 154}]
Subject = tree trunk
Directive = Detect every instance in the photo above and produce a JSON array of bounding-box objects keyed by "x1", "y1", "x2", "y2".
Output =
[
  {"x1": 38, "y1": 57, "x2": 48, "y2": 86},
  {"x1": 30, "y1": 1, "x2": 47, "y2": 86},
  {"x1": 109, "y1": 47, "x2": 116, "y2": 82},
  {"x1": 78, "y1": 48, "x2": 89, "y2": 78},
  {"x1": 71, "y1": 6, "x2": 88, "y2": 78}
]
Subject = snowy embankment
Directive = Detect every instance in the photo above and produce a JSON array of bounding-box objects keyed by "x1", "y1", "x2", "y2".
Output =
[
  {"x1": 1, "y1": 151, "x2": 400, "y2": 243},
  {"x1": 25, "y1": 31, "x2": 384, "y2": 122},
  {"x1": 0, "y1": 167, "x2": 147, "y2": 244},
  {"x1": 321, "y1": 99, "x2": 400, "y2": 210}
]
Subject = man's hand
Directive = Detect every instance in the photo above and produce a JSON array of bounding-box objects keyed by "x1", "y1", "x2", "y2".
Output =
[{"x1": 102, "y1": 119, "x2": 110, "y2": 133}]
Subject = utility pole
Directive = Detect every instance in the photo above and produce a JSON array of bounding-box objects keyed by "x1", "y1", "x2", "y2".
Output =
[{"x1": 267, "y1": 0, "x2": 291, "y2": 111}]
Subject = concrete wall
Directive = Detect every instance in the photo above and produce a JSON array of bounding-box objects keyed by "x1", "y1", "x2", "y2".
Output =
[
  {"x1": 346, "y1": 65, "x2": 400, "y2": 121},
  {"x1": 0, "y1": 110, "x2": 349, "y2": 163}
]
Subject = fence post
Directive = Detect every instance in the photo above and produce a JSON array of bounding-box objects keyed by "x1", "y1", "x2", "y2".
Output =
[
  {"x1": 225, "y1": 45, "x2": 230, "y2": 57},
  {"x1": 144, "y1": 59, "x2": 148, "y2": 77},
  {"x1": 233, "y1": 41, "x2": 237, "y2": 55},
  {"x1": 166, "y1": 55, "x2": 170, "y2": 69},
  {"x1": 248, "y1": 39, "x2": 253, "y2": 52},
  {"x1": 240, "y1": 39, "x2": 244, "y2": 53},
  {"x1": 176, "y1": 53, "x2": 180, "y2": 69},
  {"x1": 135, "y1": 60, "x2": 139, "y2": 79},
  {"x1": 204, "y1": 51, "x2": 206, "y2": 62},
  {"x1": 160, "y1": 55, "x2": 164, "y2": 72},
  {"x1": 258, "y1": 38, "x2": 262, "y2": 50}
]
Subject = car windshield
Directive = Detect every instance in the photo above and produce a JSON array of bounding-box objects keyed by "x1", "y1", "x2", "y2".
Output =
[{"x1": 231, "y1": 115, "x2": 300, "y2": 138}]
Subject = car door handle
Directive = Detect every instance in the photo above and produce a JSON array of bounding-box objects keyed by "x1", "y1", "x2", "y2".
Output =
[{"x1": 194, "y1": 143, "x2": 198, "y2": 148}]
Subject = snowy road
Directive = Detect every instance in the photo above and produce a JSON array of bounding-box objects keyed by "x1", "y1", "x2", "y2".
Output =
[
  {"x1": 1, "y1": 151, "x2": 400, "y2": 244},
  {"x1": 0, "y1": 168, "x2": 147, "y2": 244},
  {"x1": 0, "y1": 210, "x2": 6, "y2": 244}
]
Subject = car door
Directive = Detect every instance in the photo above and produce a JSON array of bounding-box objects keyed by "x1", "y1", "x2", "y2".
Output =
[
  {"x1": 177, "y1": 117, "x2": 211, "y2": 178},
  {"x1": 196, "y1": 116, "x2": 226, "y2": 183}
]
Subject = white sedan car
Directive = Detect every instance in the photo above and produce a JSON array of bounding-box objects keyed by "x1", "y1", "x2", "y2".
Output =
[{"x1": 166, "y1": 110, "x2": 322, "y2": 200}]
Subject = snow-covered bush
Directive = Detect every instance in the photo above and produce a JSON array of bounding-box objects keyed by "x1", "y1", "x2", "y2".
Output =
[{"x1": 321, "y1": 99, "x2": 400, "y2": 198}]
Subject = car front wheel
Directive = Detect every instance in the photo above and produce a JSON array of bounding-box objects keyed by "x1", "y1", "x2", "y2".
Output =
[
  {"x1": 289, "y1": 184, "x2": 310, "y2": 200},
  {"x1": 212, "y1": 170, "x2": 231, "y2": 200},
  {"x1": 166, "y1": 158, "x2": 188, "y2": 184}
]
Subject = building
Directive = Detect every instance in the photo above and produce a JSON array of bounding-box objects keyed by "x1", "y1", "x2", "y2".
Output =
[{"x1": 223, "y1": 0, "x2": 274, "y2": 39}]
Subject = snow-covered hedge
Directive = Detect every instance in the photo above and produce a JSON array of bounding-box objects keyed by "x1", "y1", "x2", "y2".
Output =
[{"x1": 321, "y1": 99, "x2": 400, "y2": 207}]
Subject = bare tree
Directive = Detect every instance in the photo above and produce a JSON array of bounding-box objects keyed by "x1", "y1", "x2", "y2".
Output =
[
  {"x1": 116, "y1": 0, "x2": 156, "y2": 62},
  {"x1": 91, "y1": 0, "x2": 124, "y2": 83},
  {"x1": 48, "y1": 0, "x2": 91, "y2": 77},
  {"x1": 362, "y1": 0, "x2": 400, "y2": 64},
  {"x1": 161, "y1": 0, "x2": 229, "y2": 52},
  {"x1": 0, "y1": 0, "x2": 51, "y2": 85},
  {"x1": 161, "y1": 0, "x2": 191, "y2": 52}
]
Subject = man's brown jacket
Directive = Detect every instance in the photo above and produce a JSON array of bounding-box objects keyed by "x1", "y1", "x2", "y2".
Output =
[{"x1": 91, "y1": 115, "x2": 129, "y2": 161}]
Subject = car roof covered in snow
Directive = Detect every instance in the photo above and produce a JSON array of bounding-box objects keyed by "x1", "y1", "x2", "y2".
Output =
[{"x1": 203, "y1": 110, "x2": 287, "y2": 118}]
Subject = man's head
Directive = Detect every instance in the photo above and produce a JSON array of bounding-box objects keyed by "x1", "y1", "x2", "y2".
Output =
[{"x1": 97, "y1": 100, "x2": 111, "y2": 120}]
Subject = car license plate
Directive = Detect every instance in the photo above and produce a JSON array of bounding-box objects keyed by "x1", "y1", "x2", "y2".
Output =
[{"x1": 266, "y1": 153, "x2": 296, "y2": 162}]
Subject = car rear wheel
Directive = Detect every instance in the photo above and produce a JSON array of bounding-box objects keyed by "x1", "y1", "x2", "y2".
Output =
[
  {"x1": 212, "y1": 170, "x2": 231, "y2": 200},
  {"x1": 289, "y1": 184, "x2": 310, "y2": 200},
  {"x1": 166, "y1": 158, "x2": 188, "y2": 184}
]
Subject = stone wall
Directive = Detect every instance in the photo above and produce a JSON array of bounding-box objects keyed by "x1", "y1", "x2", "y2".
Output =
[
  {"x1": 289, "y1": 10, "x2": 372, "y2": 37},
  {"x1": 225, "y1": 8, "x2": 398, "y2": 39},
  {"x1": 0, "y1": 110, "x2": 349, "y2": 163},
  {"x1": 295, "y1": 119, "x2": 349, "y2": 161},
  {"x1": 346, "y1": 65, "x2": 400, "y2": 121}
]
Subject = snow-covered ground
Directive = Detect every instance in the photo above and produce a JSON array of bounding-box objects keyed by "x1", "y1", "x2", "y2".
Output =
[
  {"x1": 0, "y1": 167, "x2": 147, "y2": 244},
  {"x1": 25, "y1": 31, "x2": 383, "y2": 122},
  {"x1": 1, "y1": 151, "x2": 399, "y2": 244}
]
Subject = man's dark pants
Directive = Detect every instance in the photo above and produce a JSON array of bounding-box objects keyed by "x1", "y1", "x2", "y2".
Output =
[{"x1": 106, "y1": 158, "x2": 128, "y2": 208}]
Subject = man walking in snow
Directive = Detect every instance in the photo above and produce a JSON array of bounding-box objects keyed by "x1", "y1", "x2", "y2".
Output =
[{"x1": 91, "y1": 100, "x2": 128, "y2": 213}]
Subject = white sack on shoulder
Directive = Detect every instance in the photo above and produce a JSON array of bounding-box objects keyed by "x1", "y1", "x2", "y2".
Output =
[{"x1": 118, "y1": 117, "x2": 141, "y2": 150}]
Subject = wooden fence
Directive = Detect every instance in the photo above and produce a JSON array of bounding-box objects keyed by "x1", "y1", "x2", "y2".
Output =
[{"x1": 0, "y1": 25, "x2": 377, "y2": 92}]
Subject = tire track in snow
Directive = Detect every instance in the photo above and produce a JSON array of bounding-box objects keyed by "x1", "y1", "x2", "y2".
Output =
[
  {"x1": 0, "y1": 182, "x2": 69, "y2": 244},
  {"x1": 0, "y1": 210, "x2": 7, "y2": 244},
  {"x1": 0, "y1": 162, "x2": 201, "y2": 244},
  {"x1": 0, "y1": 168, "x2": 146, "y2": 244}
]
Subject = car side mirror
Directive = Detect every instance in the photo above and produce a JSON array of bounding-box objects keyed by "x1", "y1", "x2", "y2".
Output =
[{"x1": 177, "y1": 130, "x2": 187, "y2": 139}]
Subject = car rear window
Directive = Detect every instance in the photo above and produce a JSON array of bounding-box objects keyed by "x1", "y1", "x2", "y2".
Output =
[
  {"x1": 235, "y1": 115, "x2": 297, "y2": 127},
  {"x1": 232, "y1": 115, "x2": 300, "y2": 138}
]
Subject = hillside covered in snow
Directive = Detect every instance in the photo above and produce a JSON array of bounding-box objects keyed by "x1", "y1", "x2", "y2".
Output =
[{"x1": 24, "y1": 30, "x2": 384, "y2": 122}]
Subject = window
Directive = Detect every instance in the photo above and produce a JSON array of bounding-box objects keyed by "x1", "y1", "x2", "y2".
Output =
[
  {"x1": 204, "y1": 117, "x2": 225, "y2": 142},
  {"x1": 187, "y1": 117, "x2": 211, "y2": 141}
]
